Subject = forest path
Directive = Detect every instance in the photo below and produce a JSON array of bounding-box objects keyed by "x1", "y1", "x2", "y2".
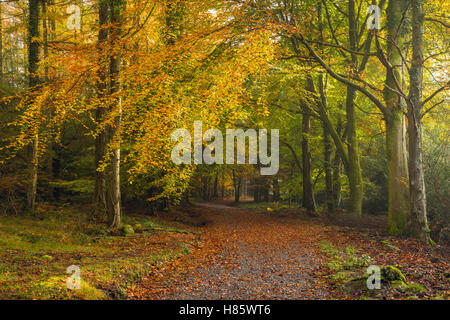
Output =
[{"x1": 134, "y1": 202, "x2": 331, "y2": 299}]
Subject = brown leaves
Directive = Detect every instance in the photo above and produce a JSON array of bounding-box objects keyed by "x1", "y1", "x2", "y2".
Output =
[
  {"x1": 129, "y1": 203, "x2": 449, "y2": 300},
  {"x1": 131, "y1": 203, "x2": 332, "y2": 299}
]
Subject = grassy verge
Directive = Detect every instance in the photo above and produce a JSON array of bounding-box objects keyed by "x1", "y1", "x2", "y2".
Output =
[{"x1": 0, "y1": 204, "x2": 198, "y2": 299}]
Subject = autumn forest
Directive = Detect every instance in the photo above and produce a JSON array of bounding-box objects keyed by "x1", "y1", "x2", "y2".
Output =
[{"x1": 0, "y1": 0, "x2": 448, "y2": 302}]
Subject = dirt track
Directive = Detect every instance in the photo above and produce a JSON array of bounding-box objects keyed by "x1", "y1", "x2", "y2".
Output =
[{"x1": 136, "y1": 202, "x2": 331, "y2": 299}]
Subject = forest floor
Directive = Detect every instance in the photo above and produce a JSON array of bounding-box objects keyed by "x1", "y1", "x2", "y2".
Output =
[
  {"x1": 0, "y1": 201, "x2": 448, "y2": 299},
  {"x1": 0, "y1": 203, "x2": 199, "y2": 299},
  {"x1": 131, "y1": 201, "x2": 449, "y2": 300}
]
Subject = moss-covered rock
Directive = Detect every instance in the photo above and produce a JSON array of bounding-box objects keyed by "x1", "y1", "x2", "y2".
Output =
[
  {"x1": 381, "y1": 266, "x2": 407, "y2": 284},
  {"x1": 119, "y1": 224, "x2": 134, "y2": 236}
]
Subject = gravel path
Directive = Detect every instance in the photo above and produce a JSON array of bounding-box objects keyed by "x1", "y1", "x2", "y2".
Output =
[{"x1": 150, "y1": 203, "x2": 330, "y2": 300}]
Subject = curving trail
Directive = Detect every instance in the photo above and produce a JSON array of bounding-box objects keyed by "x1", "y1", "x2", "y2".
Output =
[{"x1": 134, "y1": 202, "x2": 332, "y2": 299}]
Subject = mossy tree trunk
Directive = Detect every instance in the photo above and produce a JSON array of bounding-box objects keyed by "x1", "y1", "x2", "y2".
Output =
[
  {"x1": 301, "y1": 76, "x2": 317, "y2": 213},
  {"x1": 407, "y1": 0, "x2": 430, "y2": 243},
  {"x1": 344, "y1": 0, "x2": 363, "y2": 218},
  {"x1": 317, "y1": 3, "x2": 334, "y2": 213},
  {"x1": 384, "y1": 0, "x2": 410, "y2": 236}
]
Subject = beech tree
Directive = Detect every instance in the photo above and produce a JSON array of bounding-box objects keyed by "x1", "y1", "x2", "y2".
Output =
[{"x1": 26, "y1": 0, "x2": 40, "y2": 212}]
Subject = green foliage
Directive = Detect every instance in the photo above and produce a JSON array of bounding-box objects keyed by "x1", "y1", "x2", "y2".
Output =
[
  {"x1": 319, "y1": 241, "x2": 374, "y2": 272},
  {"x1": 49, "y1": 179, "x2": 94, "y2": 194}
]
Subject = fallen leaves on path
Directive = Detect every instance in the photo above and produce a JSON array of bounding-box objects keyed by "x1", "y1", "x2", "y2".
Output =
[
  {"x1": 131, "y1": 204, "x2": 333, "y2": 299},
  {"x1": 130, "y1": 203, "x2": 449, "y2": 300}
]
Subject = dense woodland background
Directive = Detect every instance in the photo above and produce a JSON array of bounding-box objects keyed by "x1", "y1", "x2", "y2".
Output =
[{"x1": 0, "y1": 0, "x2": 448, "y2": 244}]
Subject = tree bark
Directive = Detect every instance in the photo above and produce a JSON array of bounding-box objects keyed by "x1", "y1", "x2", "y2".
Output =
[
  {"x1": 323, "y1": 123, "x2": 334, "y2": 212},
  {"x1": 221, "y1": 169, "x2": 225, "y2": 198},
  {"x1": 273, "y1": 177, "x2": 280, "y2": 202},
  {"x1": 0, "y1": 2, "x2": 3, "y2": 81},
  {"x1": 332, "y1": 150, "x2": 342, "y2": 209},
  {"x1": 407, "y1": 0, "x2": 430, "y2": 243},
  {"x1": 332, "y1": 104, "x2": 343, "y2": 209},
  {"x1": 41, "y1": 0, "x2": 55, "y2": 201},
  {"x1": 344, "y1": 0, "x2": 363, "y2": 217},
  {"x1": 318, "y1": 74, "x2": 334, "y2": 212},
  {"x1": 384, "y1": 0, "x2": 410, "y2": 236},
  {"x1": 232, "y1": 169, "x2": 241, "y2": 203},
  {"x1": 93, "y1": 0, "x2": 109, "y2": 222},
  {"x1": 301, "y1": 76, "x2": 316, "y2": 212},
  {"x1": 107, "y1": 0, "x2": 124, "y2": 228},
  {"x1": 26, "y1": 0, "x2": 40, "y2": 212},
  {"x1": 345, "y1": 85, "x2": 363, "y2": 217},
  {"x1": 213, "y1": 172, "x2": 218, "y2": 198}
]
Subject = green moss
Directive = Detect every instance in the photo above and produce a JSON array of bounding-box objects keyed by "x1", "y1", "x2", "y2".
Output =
[
  {"x1": 0, "y1": 208, "x2": 193, "y2": 299},
  {"x1": 119, "y1": 224, "x2": 134, "y2": 236},
  {"x1": 34, "y1": 276, "x2": 106, "y2": 300},
  {"x1": 381, "y1": 266, "x2": 407, "y2": 283}
]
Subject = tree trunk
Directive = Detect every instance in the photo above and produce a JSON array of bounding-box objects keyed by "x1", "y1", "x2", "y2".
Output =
[
  {"x1": 407, "y1": 0, "x2": 430, "y2": 243},
  {"x1": 202, "y1": 177, "x2": 209, "y2": 200},
  {"x1": 26, "y1": 0, "x2": 40, "y2": 212},
  {"x1": 332, "y1": 104, "x2": 343, "y2": 209},
  {"x1": 273, "y1": 177, "x2": 280, "y2": 202},
  {"x1": 232, "y1": 170, "x2": 241, "y2": 203},
  {"x1": 344, "y1": 0, "x2": 363, "y2": 217},
  {"x1": 316, "y1": 1, "x2": 334, "y2": 213},
  {"x1": 41, "y1": 0, "x2": 55, "y2": 201},
  {"x1": 345, "y1": 86, "x2": 363, "y2": 217},
  {"x1": 42, "y1": 1, "x2": 49, "y2": 80},
  {"x1": 317, "y1": 72, "x2": 334, "y2": 212},
  {"x1": 221, "y1": 169, "x2": 225, "y2": 198},
  {"x1": 0, "y1": 2, "x2": 3, "y2": 81},
  {"x1": 27, "y1": 133, "x2": 39, "y2": 211},
  {"x1": 107, "y1": 0, "x2": 124, "y2": 228},
  {"x1": 386, "y1": 111, "x2": 409, "y2": 235},
  {"x1": 93, "y1": 0, "x2": 109, "y2": 222},
  {"x1": 323, "y1": 124, "x2": 334, "y2": 212},
  {"x1": 332, "y1": 151, "x2": 342, "y2": 209},
  {"x1": 213, "y1": 172, "x2": 218, "y2": 198},
  {"x1": 384, "y1": 0, "x2": 410, "y2": 236},
  {"x1": 301, "y1": 77, "x2": 316, "y2": 212}
]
